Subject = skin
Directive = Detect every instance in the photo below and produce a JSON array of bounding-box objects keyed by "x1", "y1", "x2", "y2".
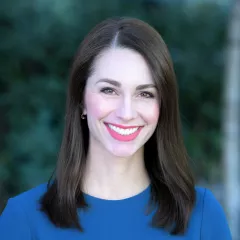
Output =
[{"x1": 82, "y1": 47, "x2": 160, "y2": 200}]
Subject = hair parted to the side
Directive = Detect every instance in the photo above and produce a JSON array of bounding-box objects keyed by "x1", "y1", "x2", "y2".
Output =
[{"x1": 40, "y1": 16, "x2": 195, "y2": 235}]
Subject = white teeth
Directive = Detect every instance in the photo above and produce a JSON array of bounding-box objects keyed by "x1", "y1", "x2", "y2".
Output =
[{"x1": 108, "y1": 124, "x2": 139, "y2": 135}]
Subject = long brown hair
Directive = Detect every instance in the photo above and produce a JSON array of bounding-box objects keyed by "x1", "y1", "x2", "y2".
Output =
[{"x1": 40, "y1": 17, "x2": 195, "y2": 235}]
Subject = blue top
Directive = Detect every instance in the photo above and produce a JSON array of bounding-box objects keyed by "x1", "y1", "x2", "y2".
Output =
[{"x1": 0, "y1": 183, "x2": 232, "y2": 239}]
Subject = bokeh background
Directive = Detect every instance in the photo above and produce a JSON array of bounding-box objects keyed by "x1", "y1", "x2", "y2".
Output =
[{"x1": 0, "y1": 0, "x2": 239, "y2": 238}]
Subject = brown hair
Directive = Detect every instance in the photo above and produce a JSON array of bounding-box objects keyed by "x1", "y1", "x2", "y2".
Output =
[{"x1": 40, "y1": 17, "x2": 195, "y2": 235}]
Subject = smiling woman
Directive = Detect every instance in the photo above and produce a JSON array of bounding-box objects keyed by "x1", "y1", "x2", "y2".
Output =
[
  {"x1": 84, "y1": 47, "x2": 159, "y2": 157},
  {"x1": 0, "y1": 17, "x2": 232, "y2": 240}
]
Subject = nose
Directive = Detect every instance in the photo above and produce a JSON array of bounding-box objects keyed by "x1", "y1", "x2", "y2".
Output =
[{"x1": 115, "y1": 96, "x2": 137, "y2": 121}]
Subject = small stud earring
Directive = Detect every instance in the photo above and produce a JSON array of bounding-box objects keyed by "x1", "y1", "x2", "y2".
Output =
[{"x1": 81, "y1": 113, "x2": 86, "y2": 119}]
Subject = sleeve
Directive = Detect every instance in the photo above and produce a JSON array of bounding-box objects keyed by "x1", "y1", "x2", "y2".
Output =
[
  {"x1": 0, "y1": 198, "x2": 31, "y2": 240},
  {"x1": 201, "y1": 188, "x2": 232, "y2": 240}
]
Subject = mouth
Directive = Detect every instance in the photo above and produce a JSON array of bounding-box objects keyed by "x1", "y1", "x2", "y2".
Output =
[{"x1": 104, "y1": 123, "x2": 143, "y2": 141}]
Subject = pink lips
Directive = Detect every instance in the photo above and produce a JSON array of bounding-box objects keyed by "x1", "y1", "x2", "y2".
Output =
[{"x1": 104, "y1": 123, "x2": 143, "y2": 142}]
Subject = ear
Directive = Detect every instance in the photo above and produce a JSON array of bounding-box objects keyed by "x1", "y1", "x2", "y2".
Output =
[{"x1": 83, "y1": 108, "x2": 87, "y2": 115}]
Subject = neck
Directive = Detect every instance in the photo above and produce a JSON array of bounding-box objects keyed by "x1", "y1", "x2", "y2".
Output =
[{"x1": 82, "y1": 138, "x2": 150, "y2": 200}]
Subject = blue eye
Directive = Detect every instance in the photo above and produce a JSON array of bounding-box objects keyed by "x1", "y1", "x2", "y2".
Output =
[
  {"x1": 100, "y1": 87, "x2": 117, "y2": 95},
  {"x1": 140, "y1": 91, "x2": 154, "y2": 98}
]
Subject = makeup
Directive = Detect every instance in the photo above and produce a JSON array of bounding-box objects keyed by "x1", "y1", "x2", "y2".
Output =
[{"x1": 105, "y1": 123, "x2": 143, "y2": 142}]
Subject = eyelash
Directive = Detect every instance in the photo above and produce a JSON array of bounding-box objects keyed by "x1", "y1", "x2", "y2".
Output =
[
  {"x1": 100, "y1": 87, "x2": 155, "y2": 99},
  {"x1": 139, "y1": 91, "x2": 155, "y2": 98},
  {"x1": 100, "y1": 87, "x2": 117, "y2": 95}
]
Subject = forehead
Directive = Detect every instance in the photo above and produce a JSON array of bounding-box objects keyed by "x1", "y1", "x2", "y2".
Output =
[{"x1": 87, "y1": 47, "x2": 153, "y2": 86}]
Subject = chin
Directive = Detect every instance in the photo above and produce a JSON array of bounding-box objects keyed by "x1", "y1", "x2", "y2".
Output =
[{"x1": 107, "y1": 144, "x2": 140, "y2": 158}]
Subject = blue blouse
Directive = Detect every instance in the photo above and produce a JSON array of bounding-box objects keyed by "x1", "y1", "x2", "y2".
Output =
[{"x1": 0, "y1": 183, "x2": 232, "y2": 239}]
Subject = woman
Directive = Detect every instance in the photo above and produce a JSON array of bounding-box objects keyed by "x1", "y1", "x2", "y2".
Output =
[{"x1": 0, "y1": 17, "x2": 232, "y2": 239}]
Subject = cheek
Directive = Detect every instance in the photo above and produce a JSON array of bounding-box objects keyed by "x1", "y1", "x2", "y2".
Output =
[
  {"x1": 84, "y1": 91, "x2": 113, "y2": 118},
  {"x1": 139, "y1": 101, "x2": 160, "y2": 124}
]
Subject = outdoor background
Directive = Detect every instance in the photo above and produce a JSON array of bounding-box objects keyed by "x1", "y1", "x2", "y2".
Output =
[{"x1": 0, "y1": 0, "x2": 239, "y2": 238}]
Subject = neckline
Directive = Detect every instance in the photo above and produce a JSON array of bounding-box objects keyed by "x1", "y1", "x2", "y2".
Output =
[{"x1": 83, "y1": 184, "x2": 151, "y2": 203}]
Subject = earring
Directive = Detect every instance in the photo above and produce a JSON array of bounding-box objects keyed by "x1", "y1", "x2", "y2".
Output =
[{"x1": 81, "y1": 113, "x2": 86, "y2": 119}]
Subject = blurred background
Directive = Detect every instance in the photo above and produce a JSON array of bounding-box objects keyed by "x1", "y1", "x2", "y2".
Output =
[{"x1": 0, "y1": 0, "x2": 239, "y2": 238}]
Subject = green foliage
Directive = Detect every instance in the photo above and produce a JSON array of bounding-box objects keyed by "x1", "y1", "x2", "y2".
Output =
[{"x1": 0, "y1": 0, "x2": 228, "y2": 206}]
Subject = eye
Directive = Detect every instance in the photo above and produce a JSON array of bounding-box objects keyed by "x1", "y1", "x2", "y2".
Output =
[
  {"x1": 100, "y1": 87, "x2": 117, "y2": 95},
  {"x1": 139, "y1": 91, "x2": 155, "y2": 98}
]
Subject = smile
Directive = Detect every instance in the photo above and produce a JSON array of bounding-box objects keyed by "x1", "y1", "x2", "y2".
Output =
[
  {"x1": 108, "y1": 124, "x2": 139, "y2": 135},
  {"x1": 104, "y1": 123, "x2": 143, "y2": 142}
]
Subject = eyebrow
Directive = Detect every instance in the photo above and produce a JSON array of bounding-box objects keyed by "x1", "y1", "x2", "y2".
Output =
[{"x1": 96, "y1": 78, "x2": 156, "y2": 90}]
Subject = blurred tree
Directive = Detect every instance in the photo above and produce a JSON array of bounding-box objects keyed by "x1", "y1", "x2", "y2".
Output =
[
  {"x1": 0, "y1": 0, "x2": 229, "y2": 210},
  {"x1": 222, "y1": 0, "x2": 240, "y2": 238}
]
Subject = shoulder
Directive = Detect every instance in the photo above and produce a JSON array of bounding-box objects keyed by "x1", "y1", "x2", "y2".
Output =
[
  {"x1": 10, "y1": 182, "x2": 48, "y2": 210},
  {"x1": 193, "y1": 186, "x2": 232, "y2": 239},
  {"x1": 12, "y1": 182, "x2": 48, "y2": 201},
  {"x1": 0, "y1": 183, "x2": 48, "y2": 239},
  {"x1": 194, "y1": 186, "x2": 225, "y2": 217},
  {"x1": 194, "y1": 186, "x2": 217, "y2": 209}
]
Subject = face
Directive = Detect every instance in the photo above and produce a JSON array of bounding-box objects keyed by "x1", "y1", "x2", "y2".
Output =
[{"x1": 83, "y1": 47, "x2": 160, "y2": 157}]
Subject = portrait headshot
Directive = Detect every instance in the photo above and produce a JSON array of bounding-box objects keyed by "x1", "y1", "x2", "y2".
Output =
[{"x1": 0, "y1": 15, "x2": 233, "y2": 240}]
